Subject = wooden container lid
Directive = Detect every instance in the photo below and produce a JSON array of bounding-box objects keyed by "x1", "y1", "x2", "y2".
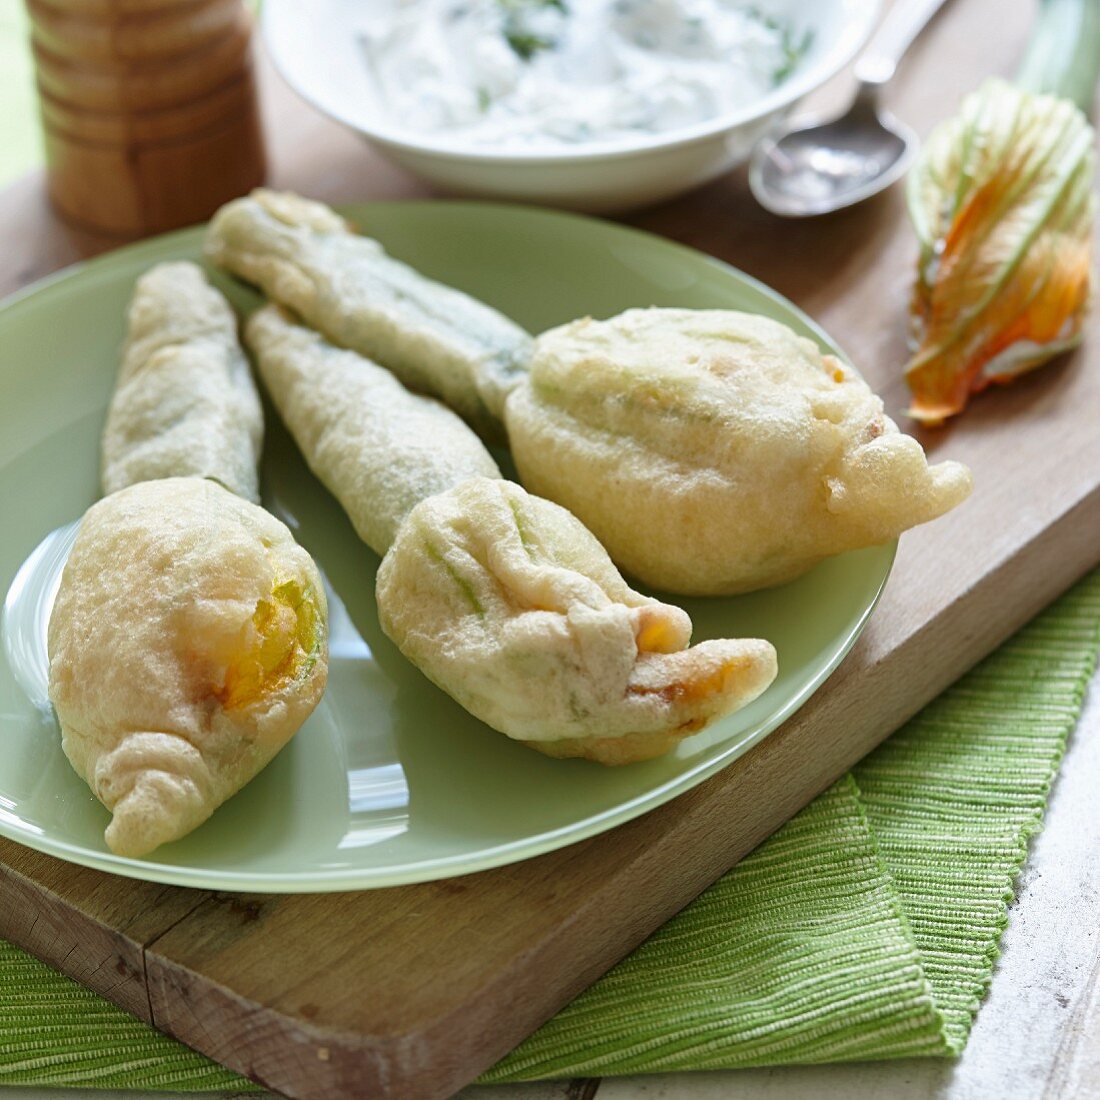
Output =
[
  {"x1": 32, "y1": 5, "x2": 250, "y2": 112},
  {"x1": 27, "y1": 0, "x2": 242, "y2": 66},
  {"x1": 28, "y1": 0, "x2": 209, "y2": 18}
]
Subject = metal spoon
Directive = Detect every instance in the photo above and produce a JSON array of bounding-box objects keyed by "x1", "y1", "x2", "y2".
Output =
[{"x1": 749, "y1": 0, "x2": 950, "y2": 217}]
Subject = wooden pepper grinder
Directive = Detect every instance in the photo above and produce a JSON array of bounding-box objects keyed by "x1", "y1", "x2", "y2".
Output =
[{"x1": 26, "y1": 0, "x2": 267, "y2": 237}]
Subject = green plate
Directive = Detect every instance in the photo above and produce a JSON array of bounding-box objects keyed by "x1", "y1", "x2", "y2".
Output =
[{"x1": 0, "y1": 203, "x2": 894, "y2": 892}]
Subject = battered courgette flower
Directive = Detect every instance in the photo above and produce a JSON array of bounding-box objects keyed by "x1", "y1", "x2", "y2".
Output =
[{"x1": 49, "y1": 478, "x2": 328, "y2": 858}]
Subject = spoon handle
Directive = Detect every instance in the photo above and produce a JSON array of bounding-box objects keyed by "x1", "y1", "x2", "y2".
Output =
[{"x1": 854, "y1": 0, "x2": 951, "y2": 86}]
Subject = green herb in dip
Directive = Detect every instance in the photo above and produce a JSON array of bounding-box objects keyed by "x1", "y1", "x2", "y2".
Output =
[{"x1": 359, "y1": 0, "x2": 813, "y2": 148}]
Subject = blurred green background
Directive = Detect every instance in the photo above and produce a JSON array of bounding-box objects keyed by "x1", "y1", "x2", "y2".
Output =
[{"x1": 0, "y1": 1, "x2": 38, "y2": 187}]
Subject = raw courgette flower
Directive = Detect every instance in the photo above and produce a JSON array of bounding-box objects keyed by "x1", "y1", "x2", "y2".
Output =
[{"x1": 905, "y1": 78, "x2": 1095, "y2": 424}]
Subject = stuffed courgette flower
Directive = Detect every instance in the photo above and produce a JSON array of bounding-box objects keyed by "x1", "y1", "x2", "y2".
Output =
[
  {"x1": 206, "y1": 189, "x2": 531, "y2": 439},
  {"x1": 49, "y1": 478, "x2": 327, "y2": 857},
  {"x1": 508, "y1": 309, "x2": 972, "y2": 595},
  {"x1": 48, "y1": 263, "x2": 328, "y2": 857},
  {"x1": 378, "y1": 477, "x2": 776, "y2": 765},
  {"x1": 248, "y1": 305, "x2": 776, "y2": 765},
  {"x1": 906, "y1": 78, "x2": 1096, "y2": 423},
  {"x1": 102, "y1": 262, "x2": 263, "y2": 500}
]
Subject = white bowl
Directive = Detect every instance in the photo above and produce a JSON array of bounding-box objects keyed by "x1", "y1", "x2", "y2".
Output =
[{"x1": 264, "y1": 0, "x2": 882, "y2": 212}]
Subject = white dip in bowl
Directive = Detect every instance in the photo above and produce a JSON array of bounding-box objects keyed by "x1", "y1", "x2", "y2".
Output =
[
  {"x1": 265, "y1": 0, "x2": 881, "y2": 211},
  {"x1": 359, "y1": 0, "x2": 814, "y2": 149}
]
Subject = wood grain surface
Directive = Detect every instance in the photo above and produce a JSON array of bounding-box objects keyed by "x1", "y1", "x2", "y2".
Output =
[
  {"x1": 2, "y1": 2, "x2": 1098, "y2": 1098},
  {"x1": 27, "y1": 0, "x2": 265, "y2": 235}
]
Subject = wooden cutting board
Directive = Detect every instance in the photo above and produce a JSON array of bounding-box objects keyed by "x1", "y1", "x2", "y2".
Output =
[{"x1": 2, "y1": 2, "x2": 1098, "y2": 1097}]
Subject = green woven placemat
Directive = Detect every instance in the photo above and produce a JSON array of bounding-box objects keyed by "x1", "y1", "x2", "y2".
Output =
[{"x1": 3, "y1": 568, "x2": 1098, "y2": 1090}]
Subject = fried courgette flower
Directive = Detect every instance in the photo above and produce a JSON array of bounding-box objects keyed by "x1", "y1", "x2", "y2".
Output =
[
  {"x1": 102, "y1": 262, "x2": 263, "y2": 500},
  {"x1": 48, "y1": 478, "x2": 327, "y2": 858},
  {"x1": 377, "y1": 477, "x2": 777, "y2": 765},
  {"x1": 508, "y1": 308, "x2": 972, "y2": 595},
  {"x1": 248, "y1": 305, "x2": 776, "y2": 765},
  {"x1": 206, "y1": 189, "x2": 532, "y2": 440},
  {"x1": 906, "y1": 77, "x2": 1096, "y2": 423}
]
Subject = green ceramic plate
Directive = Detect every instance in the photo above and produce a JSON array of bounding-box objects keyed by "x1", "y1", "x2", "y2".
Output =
[{"x1": 0, "y1": 203, "x2": 894, "y2": 892}]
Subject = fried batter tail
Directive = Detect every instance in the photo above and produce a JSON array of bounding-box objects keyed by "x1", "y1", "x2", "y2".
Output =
[{"x1": 91, "y1": 731, "x2": 214, "y2": 858}]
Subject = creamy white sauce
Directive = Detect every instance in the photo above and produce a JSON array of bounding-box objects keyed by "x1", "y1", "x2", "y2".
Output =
[{"x1": 359, "y1": 0, "x2": 811, "y2": 148}]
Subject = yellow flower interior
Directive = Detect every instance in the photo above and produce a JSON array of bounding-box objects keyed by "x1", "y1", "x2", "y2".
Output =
[{"x1": 220, "y1": 579, "x2": 320, "y2": 709}]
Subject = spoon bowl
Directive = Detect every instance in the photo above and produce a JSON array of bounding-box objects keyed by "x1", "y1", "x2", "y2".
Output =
[{"x1": 749, "y1": 91, "x2": 916, "y2": 217}]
